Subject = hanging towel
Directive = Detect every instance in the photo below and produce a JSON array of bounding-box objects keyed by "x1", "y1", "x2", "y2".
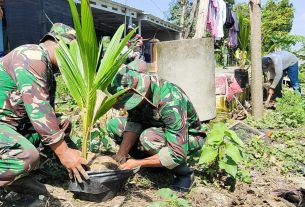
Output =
[{"x1": 215, "y1": 0, "x2": 227, "y2": 40}]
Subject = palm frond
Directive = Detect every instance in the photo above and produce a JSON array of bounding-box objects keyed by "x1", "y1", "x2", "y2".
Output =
[
  {"x1": 56, "y1": 0, "x2": 133, "y2": 158},
  {"x1": 93, "y1": 88, "x2": 129, "y2": 122}
]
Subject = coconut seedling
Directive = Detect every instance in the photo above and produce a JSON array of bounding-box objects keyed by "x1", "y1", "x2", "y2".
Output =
[
  {"x1": 55, "y1": 0, "x2": 134, "y2": 158},
  {"x1": 237, "y1": 12, "x2": 250, "y2": 70}
]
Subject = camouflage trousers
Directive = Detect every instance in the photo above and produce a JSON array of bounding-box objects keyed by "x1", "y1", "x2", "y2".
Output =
[
  {"x1": 0, "y1": 123, "x2": 40, "y2": 186},
  {"x1": 106, "y1": 117, "x2": 205, "y2": 157}
]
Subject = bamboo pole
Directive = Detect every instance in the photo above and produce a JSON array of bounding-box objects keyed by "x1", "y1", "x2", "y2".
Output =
[
  {"x1": 179, "y1": 0, "x2": 188, "y2": 39},
  {"x1": 249, "y1": 0, "x2": 263, "y2": 118},
  {"x1": 194, "y1": 0, "x2": 209, "y2": 38}
]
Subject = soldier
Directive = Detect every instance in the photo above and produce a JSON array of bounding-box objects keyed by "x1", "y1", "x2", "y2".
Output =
[
  {"x1": 0, "y1": 23, "x2": 88, "y2": 189},
  {"x1": 107, "y1": 59, "x2": 206, "y2": 192}
]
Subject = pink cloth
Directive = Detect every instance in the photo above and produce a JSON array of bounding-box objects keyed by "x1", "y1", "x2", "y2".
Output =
[
  {"x1": 207, "y1": 0, "x2": 227, "y2": 40},
  {"x1": 207, "y1": 0, "x2": 218, "y2": 38},
  {"x1": 227, "y1": 77, "x2": 243, "y2": 101},
  {"x1": 215, "y1": 75, "x2": 227, "y2": 95},
  {"x1": 215, "y1": 75, "x2": 243, "y2": 102}
]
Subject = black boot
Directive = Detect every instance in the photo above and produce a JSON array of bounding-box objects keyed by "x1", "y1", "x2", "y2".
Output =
[
  {"x1": 5, "y1": 176, "x2": 49, "y2": 196},
  {"x1": 171, "y1": 164, "x2": 194, "y2": 192}
]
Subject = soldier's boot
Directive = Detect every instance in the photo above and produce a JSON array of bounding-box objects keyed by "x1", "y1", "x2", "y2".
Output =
[
  {"x1": 171, "y1": 164, "x2": 194, "y2": 192},
  {"x1": 5, "y1": 176, "x2": 49, "y2": 195}
]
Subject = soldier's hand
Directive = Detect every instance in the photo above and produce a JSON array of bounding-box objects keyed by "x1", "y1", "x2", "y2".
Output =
[
  {"x1": 112, "y1": 153, "x2": 127, "y2": 164},
  {"x1": 58, "y1": 148, "x2": 89, "y2": 183},
  {"x1": 51, "y1": 141, "x2": 89, "y2": 183},
  {"x1": 121, "y1": 159, "x2": 140, "y2": 170}
]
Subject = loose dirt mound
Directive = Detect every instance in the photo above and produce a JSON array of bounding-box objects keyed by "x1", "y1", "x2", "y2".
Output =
[{"x1": 87, "y1": 153, "x2": 120, "y2": 171}]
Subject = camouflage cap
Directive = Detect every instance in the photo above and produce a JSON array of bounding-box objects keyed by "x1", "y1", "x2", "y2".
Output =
[
  {"x1": 108, "y1": 59, "x2": 151, "y2": 110},
  {"x1": 40, "y1": 23, "x2": 76, "y2": 44}
]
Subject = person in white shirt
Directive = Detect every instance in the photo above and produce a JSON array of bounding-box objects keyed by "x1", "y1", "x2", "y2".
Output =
[{"x1": 262, "y1": 51, "x2": 300, "y2": 104}]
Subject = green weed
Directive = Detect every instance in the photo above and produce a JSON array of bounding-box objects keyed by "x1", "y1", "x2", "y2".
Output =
[
  {"x1": 148, "y1": 188, "x2": 190, "y2": 207},
  {"x1": 246, "y1": 89, "x2": 305, "y2": 129},
  {"x1": 198, "y1": 123, "x2": 251, "y2": 184}
]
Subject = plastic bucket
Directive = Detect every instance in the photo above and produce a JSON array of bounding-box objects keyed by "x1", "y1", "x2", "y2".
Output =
[{"x1": 69, "y1": 168, "x2": 140, "y2": 202}]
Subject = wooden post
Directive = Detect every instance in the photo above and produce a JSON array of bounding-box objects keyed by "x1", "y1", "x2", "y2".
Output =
[
  {"x1": 194, "y1": 0, "x2": 209, "y2": 38},
  {"x1": 249, "y1": 0, "x2": 263, "y2": 118},
  {"x1": 184, "y1": 0, "x2": 198, "y2": 39},
  {"x1": 180, "y1": 0, "x2": 188, "y2": 39}
]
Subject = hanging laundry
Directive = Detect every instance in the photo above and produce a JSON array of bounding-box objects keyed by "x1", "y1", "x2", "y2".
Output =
[
  {"x1": 225, "y1": 4, "x2": 235, "y2": 29},
  {"x1": 228, "y1": 12, "x2": 239, "y2": 48},
  {"x1": 207, "y1": 0, "x2": 219, "y2": 38},
  {"x1": 215, "y1": 0, "x2": 227, "y2": 40}
]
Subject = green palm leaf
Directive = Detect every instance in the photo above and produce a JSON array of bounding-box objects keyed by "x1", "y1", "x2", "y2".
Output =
[
  {"x1": 94, "y1": 88, "x2": 129, "y2": 122},
  {"x1": 56, "y1": 0, "x2": 134, "y2": 158}
]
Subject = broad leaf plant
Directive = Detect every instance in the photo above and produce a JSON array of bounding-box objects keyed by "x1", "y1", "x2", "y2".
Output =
[
  {"x1": 199, "y1": 123, "x2": 251, "y2": 183},
  {"x1": 55, "y1": 0, "x2": 134, "y2": 158}
]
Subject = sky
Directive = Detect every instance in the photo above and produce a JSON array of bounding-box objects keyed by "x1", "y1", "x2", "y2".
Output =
[{"x1": 114, "y1": 0, "x2": 305, "y2": 37}]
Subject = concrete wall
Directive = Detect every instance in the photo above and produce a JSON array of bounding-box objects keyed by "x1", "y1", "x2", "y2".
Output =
[{"x1": 157, "y1": 38, "x2": 216, "y2": 121}]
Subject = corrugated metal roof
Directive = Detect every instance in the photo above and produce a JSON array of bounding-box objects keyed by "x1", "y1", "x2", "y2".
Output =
[{"x1": 85, "y1": 0, "x2": 181, "y2": 32}]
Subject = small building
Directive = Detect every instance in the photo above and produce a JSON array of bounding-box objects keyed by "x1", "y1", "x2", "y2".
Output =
[{"x1": 2, "y1": 0, "x2": 180, "y2": 51}]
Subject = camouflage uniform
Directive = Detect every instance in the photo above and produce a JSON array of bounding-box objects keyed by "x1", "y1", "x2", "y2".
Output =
[
  {"x1": 107, "y1": 60, "x2": 206, "y2": 169},
  {"x1": 0, "y1": 23, "x2": 76, "y2": 186}
]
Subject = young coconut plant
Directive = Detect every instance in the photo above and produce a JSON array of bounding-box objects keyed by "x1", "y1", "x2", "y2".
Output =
[
  {"x1": 55, "y1": 0, "x2": 134, "y2": 159},
  {"x1": 237, "y1": 12, "x2": 250, "y2": 70}
]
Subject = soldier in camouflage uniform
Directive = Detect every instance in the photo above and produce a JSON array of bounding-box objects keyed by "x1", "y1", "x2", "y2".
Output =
[
  {"x1": 107, "y1": 59, "x2": 206, "y2": 192},
  {"x1": 0, "y1": 23, "x2": 88, "y2": 187}
]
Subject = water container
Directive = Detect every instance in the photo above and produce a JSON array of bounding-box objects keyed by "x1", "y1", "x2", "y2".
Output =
[{"x1": 156, "y1": 38, "x2": 216, "y2": 121}]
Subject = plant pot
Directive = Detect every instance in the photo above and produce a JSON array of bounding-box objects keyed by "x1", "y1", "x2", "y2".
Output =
[
  {"x1": 234, "y1": 69, "x2": 249, "y2": 88},
  {"x1": 69, "y1": 168, "x2": 140, "y2": 202}
]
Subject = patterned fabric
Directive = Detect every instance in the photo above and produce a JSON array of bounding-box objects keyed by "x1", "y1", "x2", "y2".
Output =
[
  {"x1": 40, "y1": 23, "x2": 76, "y2": 44},
  {"x1": 107, "y1": 60, "x2": 206, "y2": 169},
  {"x1": 107, "y1": 117, "x2": 204, "y2": 157},
  {"x1": 0, "y1": 123, "x2": 40, "y2": 186},
  {"x1": 0, "y1": 23, "x2": 75, "y2": 186},
  {"x1": 0, "y1": 44, "x2": 69, "y2": 146}
]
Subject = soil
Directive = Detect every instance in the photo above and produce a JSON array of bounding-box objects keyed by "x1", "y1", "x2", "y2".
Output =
[
  {"x1": 0, "y1": 165, "x2": 304, "y2": 207},
  {"x1": 87, "y1": 152, "x2": 120, "y2": 171},
  {"x1": 0, "y1": 116, "x2": 304, "y2": 207}
]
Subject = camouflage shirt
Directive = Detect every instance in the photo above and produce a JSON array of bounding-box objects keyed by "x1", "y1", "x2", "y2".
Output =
[
  {"x1": 125, "y1": 76, "x2": 206, "y2": 168},
  {"x1": 0, "y1": 44, "x2": 68, "y2": 145}
]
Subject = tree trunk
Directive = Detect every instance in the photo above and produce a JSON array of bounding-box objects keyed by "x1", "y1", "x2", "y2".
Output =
[
  {"x1": 184, "y1": 0, "x2": 198, "y2": 39},
  {"x1": 180, "y1": 0, "x2": 188, "y2": 39},
  {"x1": 194, "y1": 0, "x2": 209, "y2": 38},
  {"x1": 250, "y1": 0, "x2": 263, "y2": 118}
]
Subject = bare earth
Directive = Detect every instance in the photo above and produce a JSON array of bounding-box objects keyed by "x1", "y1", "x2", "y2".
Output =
[{"x1": 0, "y1": 159, "x2": 304, "y2": 207}]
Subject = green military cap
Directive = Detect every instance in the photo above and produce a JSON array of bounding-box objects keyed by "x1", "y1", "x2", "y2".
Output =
[
  {"x1": 40, "y1": 23, "x2": 76, "y2": 44},
  {"x1": 108, "y1": 59, "x2": 151, "y2": 110}
]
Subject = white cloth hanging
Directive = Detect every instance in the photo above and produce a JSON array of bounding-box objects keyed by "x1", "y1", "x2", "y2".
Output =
[{"x1": 215, "y1": 0, "x2": 227, "y2": 40}]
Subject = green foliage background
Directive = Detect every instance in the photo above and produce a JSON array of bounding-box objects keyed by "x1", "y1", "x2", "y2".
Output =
[{"x1": 167, "y1": 0, "x2": 305, "y2": 65}]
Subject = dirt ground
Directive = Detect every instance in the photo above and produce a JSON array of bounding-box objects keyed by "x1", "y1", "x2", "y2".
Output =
[
  {"x1": 0, "y1": 161, "x2": 304, "y2": 207},
  {"x1": 0, "y1": 111, "x2": 304, "y2": 207}
]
